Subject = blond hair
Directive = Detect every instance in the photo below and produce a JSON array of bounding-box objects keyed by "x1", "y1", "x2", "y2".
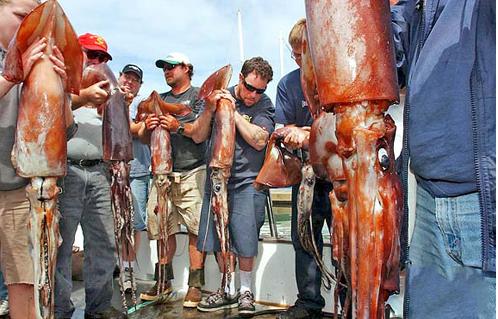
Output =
[{"x1": 288, "y1": 18, "x2": 306, "y2": 49}]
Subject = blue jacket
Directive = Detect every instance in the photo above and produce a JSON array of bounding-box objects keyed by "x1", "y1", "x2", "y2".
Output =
[{"x1": 392, "y1": 0, "x2": 495, "y2": 272}]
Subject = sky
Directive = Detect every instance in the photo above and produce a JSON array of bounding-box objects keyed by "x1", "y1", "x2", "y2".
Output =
[{"x1": 58, "y1": 0, "x2": 306, "y2": 104}]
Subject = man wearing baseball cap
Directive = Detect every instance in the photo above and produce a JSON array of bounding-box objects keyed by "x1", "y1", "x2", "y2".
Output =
[
  {"x1": 139, "y1": 52, "x2": 206, "y2": 308},
  {"x1": 71, "y1": 33, "x2": 112, "y2": 108},
  {"x1": 78, "y1": 32, "x2": 113, "y2": 63},
  {"x1": 117, "y1": 63, "x2": 151, "y2": 294},
  {"x1": 56, "y1": 33, "x2": 125, "y2": 318}
]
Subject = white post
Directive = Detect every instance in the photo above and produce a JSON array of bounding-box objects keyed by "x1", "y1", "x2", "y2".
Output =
[
  {"x1": 279, "y1": 31, "x2": 285, "y2": 78},
  {"x1": 237, "y1": 9, "x2": 244, "y2": 64}
]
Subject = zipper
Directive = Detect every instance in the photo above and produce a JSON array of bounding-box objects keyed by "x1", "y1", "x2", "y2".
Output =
[{"x1": 470, "y1": 56, "x2": 488, "y2": 271}]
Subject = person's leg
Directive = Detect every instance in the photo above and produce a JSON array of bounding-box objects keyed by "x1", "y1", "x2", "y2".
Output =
[
  {"x1": 123, "y1": 175, "x2": 149, "y2": 263},
  {"x1": 172, "y1": 167, "x2": 207, "y2": 307},
  {"x1": 406, "y1": 186, "x2": 495, "y2": 319},
  {"x1": 7, "y1": 284, "x2": 34, "y2": 319},
  {"x1": 0, "y1": 188, "x2": 36, "y2": 319},
  {"x1": 80, "y1": 165, "x2": 116, "y2": 315},
  {"x1": 0, "y1": 270, "x2": 8, "y2": 316},
  {"x1": 55, "y1": 166, "x2": 85, "y2": 318}
]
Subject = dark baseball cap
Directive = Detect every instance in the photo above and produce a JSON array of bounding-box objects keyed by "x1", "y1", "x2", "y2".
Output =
[{"x1": 121, "y1": 64, "x2": 143, "y2": 82}]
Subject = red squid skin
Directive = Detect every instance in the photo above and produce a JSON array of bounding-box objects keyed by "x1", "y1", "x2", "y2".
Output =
[{"x1": 304, "y1": 1, "x2": 403, "y2": 318}]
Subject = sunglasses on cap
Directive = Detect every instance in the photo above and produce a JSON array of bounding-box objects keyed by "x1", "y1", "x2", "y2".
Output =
[
  {"x1": 242, "y1": 78, "x2": 266, "y2": 95},
  {"x1": 163, "y1": 63, "x2": 182, "y2": 71},
  {"x1": 85, "y1": 50, "x2": 109, "y2": 62}
]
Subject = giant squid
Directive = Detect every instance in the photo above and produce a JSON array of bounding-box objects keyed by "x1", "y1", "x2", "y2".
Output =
[
  {"x1": 135, "y1": 90, "x2": 191, "y2": 296},
  {"x1": 2, "y1": 1, "x2": 82, "y2": 318},
  {"x1": 197, "y1": 65, "x2": 234, "y2": 292},
  {"x1": 304, "y1": 1, "x2": 403, "y2": 318},
  {"x1": 81, "y1": 63, "x2": 136, "y2": 309}
]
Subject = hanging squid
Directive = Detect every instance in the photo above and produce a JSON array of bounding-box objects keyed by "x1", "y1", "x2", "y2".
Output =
[
  {"x1": 135, "y1": 91, "x2": 191, "y2": 297},
  {"x1": 254, "y1": 126, "x2": 335, "y2": 288},
  {"x1": 304, "y1": 1, "x2": 403, "y2": 318},
  {"x1": 2, "y1": 1, "x2": 83, "y2": 318},
  {"x1": 81, "y1": 63, "x2": 137, "y2": 310},
  {"x1": 197, "y1": 65, "x2": 234, "y2": 292}
]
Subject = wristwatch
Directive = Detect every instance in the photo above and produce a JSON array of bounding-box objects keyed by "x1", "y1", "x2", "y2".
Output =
[{"x1": 177, "y1": 122, "x2": 185, "y2": 135}]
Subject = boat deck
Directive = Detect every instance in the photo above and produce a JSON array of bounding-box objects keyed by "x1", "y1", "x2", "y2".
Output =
[{"x1": 68, "y1": 277, "x2": 295, "y2": 319}]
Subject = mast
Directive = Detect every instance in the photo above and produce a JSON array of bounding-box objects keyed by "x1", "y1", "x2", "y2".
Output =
[{"x1": 237, "y1": 9, "x2": 244, "y2": 64}]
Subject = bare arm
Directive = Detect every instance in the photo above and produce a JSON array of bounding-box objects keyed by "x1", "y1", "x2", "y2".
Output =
[
  {"x1": 70, "y1": 80, "x2": 109, "y2": 109},
  {"x1": 234, "y1": 111, "x2": 269, "y2": 151},
  {"x1": 282, "y1": 124, "x2": 311, "y2": 150}
]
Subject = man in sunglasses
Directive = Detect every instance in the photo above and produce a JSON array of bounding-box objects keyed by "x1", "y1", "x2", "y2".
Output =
[
  {"x1": 70, "y1": 33, "x2": 111, "y2": 109},
  {"x1": 150, "y1": 56, "x2": 274, "y2": 317},
  {"x1": 139, "y1": 52, "x2": 207, "y2": 308},
  {"x1": 55, "y1": 33, "x2": 125, "y2": 318}
]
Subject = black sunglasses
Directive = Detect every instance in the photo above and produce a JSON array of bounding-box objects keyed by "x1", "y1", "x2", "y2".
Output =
[
  {"x1": 242, "y1": 78, "x2": 266, "y2": 94},
  {"x1": 163, "y1": 63, "x2": 181, "y2": 71},
  {"x1": 85, "y1": 50, "x2": 109, "y2": 62}
]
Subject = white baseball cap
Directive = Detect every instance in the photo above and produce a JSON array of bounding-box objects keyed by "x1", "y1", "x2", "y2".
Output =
[{"x1": 155, "y1": 52, "x2": 191, "y2": 68}]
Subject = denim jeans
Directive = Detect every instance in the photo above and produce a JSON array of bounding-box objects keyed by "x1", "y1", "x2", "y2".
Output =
[
  {"x1": 55, "y1": 163, "x2": 116, "y2": 318},
  {"x1": 291, "y1": 180, "x2": 332, "y2": 312},
  {"x1": 406, "y1": 186, "x2": 496, "y2": 318},
  {"x1": 130, "y1": 175, "x2": 150, "y2": 231},
  {"x1": 0, "y1": 271, "x2": 7, "y2": 300}
]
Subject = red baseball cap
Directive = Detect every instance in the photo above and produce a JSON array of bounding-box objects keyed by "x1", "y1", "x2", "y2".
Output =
[{"x1": 78, "y1": 33, "x2": 112, "y2": 60}]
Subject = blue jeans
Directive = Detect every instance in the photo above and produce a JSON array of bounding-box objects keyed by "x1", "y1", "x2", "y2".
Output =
[
  {"x1": 406, "y1": 186, "x2": 496, "y2": 318},
  {"x1": 291, "y1": 180, "x2": 332, "y2": 312},
  {"x1": 130, "y1": 175, "x2": 150, "y2": 231},
  {"x1": 55, "y1": 164, "x2": 116, "y2": 318},
  {"x1": 0, "y1": 271, "x2": 7, "y2": 300}
]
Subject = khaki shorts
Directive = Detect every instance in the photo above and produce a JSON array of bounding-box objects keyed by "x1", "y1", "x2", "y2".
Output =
[
  {"x1": 0, "y1": 187, "x2": 34, "y2": 285},
  {"x1": 147, "y1": 166, "x2": 206, "y2": 239}
]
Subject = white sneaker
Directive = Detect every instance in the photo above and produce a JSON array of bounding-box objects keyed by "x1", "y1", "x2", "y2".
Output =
[{"x1": 0, "y1": 299, "x2": 9, "y2": 316}]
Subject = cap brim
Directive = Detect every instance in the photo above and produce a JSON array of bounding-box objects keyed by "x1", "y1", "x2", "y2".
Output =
[
  {"x1": 155, "y1": 59, "x2": 180, "y2": 68},
  {"x1": 82, "y1": 45, "x2": 113, "y2": 60},
  {"x1": 123, "y1": 70, "x2": 142, "y2": 82}
]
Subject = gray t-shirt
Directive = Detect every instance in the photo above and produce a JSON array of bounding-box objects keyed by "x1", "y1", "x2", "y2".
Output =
[
  {"x1": 159, "y1": 86, "x2": 206, "y2": 172},
  {"x1": 206, "y1": 86, "x2": 275, "y2": 190},
  {"x1": 0, "y1": 49, "x2": 27, "y2": 191},
  {"x1": 129, "y1": 97, "x2": 151, "y2": 178},
  {"x1": 67, "y1": 107, "x2": 103, "y2": 160},
  {"x1": 0, "y1": 49, "x2": 77, "y2": 190}
]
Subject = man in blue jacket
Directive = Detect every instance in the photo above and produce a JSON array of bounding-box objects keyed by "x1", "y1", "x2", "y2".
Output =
[{"x1": 391, "y1": 1, "x2": 495, "y2": 318}]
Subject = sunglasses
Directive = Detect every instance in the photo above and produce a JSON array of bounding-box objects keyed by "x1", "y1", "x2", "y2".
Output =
[
  {"x1": 85, "y1": 50, "x2": 109, "y2": 63},
  {"x1": 291, "y1": 51, "x2": 302, "y2": 60},
  {"x1": 163, "y1": 63, "x2": 181, "y2": 71},
  {"x1": 242, "y1": 78, "x2": 266, "y2": 94}
]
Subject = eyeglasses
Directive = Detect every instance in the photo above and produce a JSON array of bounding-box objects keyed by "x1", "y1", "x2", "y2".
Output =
[
  {"x1": 242, "y1": 78, "x2": 266, "y2": 94},
  {"x1": 163, "y1": 63, "x2": 181, "y2": 71},
  {"x1": 291, "y1": 51, "x2": 302, "y2": 60},
  {"x1": 85, "y1": 50, "x2": 109, "y2": 63}
]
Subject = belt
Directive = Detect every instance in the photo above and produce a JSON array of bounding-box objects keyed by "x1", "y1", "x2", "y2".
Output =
[{"x1": 68, "y1": 159, "x2": 104, "y2": 167}]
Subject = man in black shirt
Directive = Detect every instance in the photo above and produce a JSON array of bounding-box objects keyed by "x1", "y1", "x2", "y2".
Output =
[{"x1": 139, "y1": 52, "x2": 206, "y2": 308}]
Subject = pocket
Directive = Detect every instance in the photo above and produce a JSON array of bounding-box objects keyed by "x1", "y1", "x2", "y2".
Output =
[
  {"x1": 436, "y1": 208, "x2": 463, "y2": 264},
  {"x1": 253, "y1": 190, "x2": 267, "y2": 230}
]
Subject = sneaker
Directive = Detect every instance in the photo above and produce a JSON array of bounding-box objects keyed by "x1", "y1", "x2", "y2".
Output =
[
  {"x1": 276, "y1": 305, "x2": 323, "y2": 319},
  {"x1": 139, "y1": 280, "x2": 172, "y2": 301},
  {"x1": 84, "y1": 306, "x2": 127, "y2": 319},
  {"x1": 183, "y1": 286, "x2": 202, "y2": 308},
  {"x1": 0, "y1": 299, "x2": 8, "y2": 316},
  {"x1": 197, "y1": 289, "x2": 239, "y2": 312},
  {"x1": 238, "y1": 290, "x2": 255, "y2": 317}
]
